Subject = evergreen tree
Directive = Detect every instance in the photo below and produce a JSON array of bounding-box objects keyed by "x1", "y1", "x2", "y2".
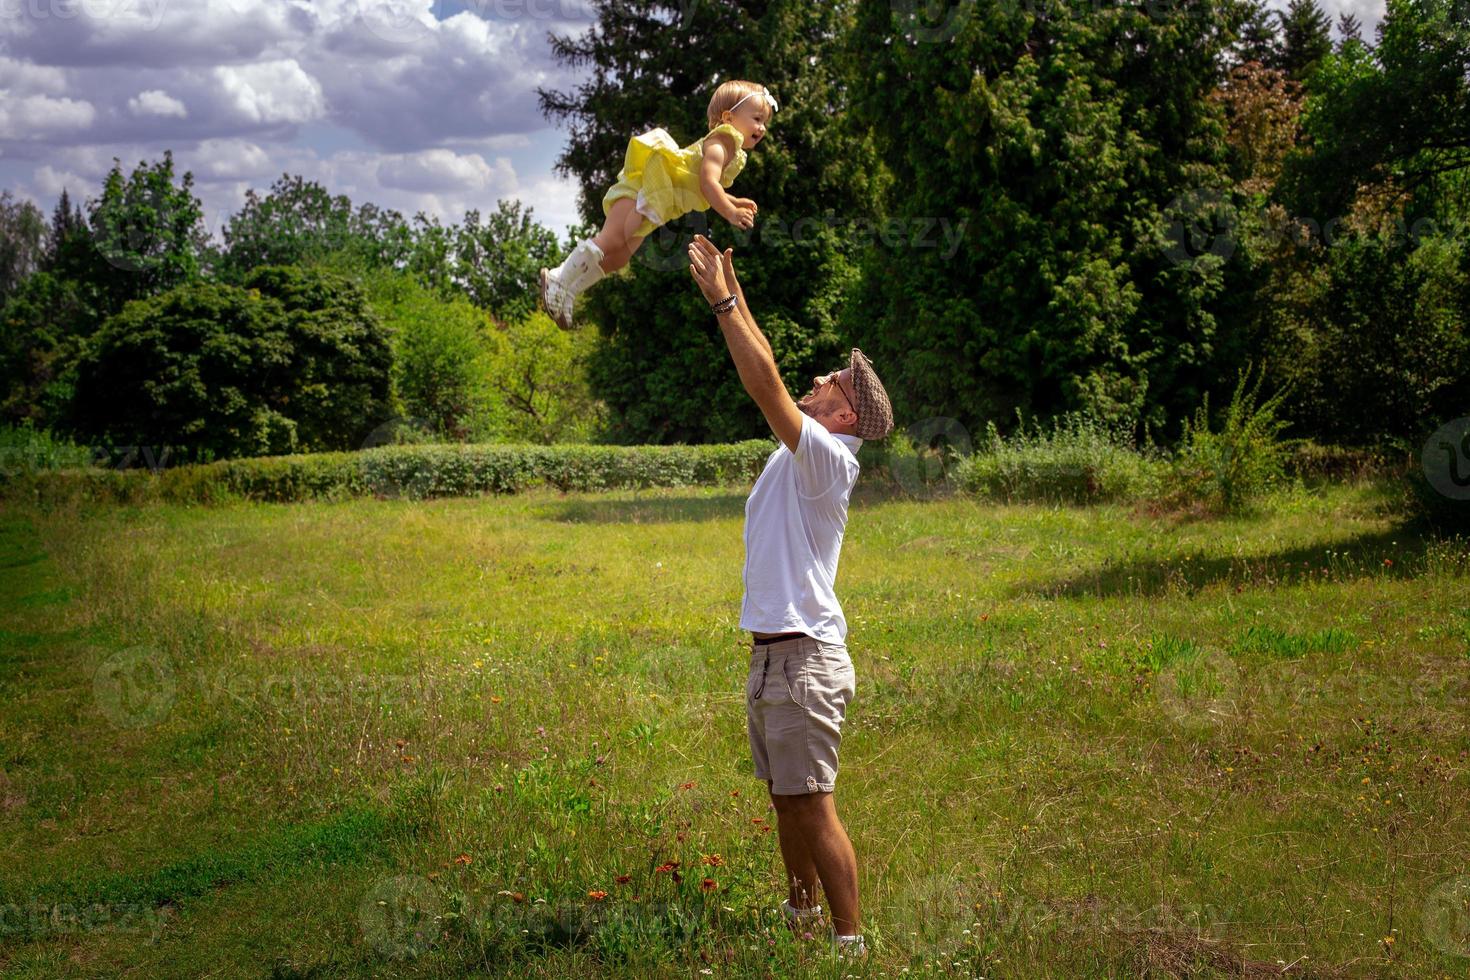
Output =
[
  {"x1": 845, "y1": 0, "x2": 1248, "y2": 439},
  {"x1": 1277, "y1": 0, "x2": 1334, "y2": 83},
  {"x1": 1336, "y1": 10, "x2": 1364, "y2": 47},
  {"x1": 539, "y1": 0, "x2": 882, "y2": 443},
  {"x1": 1233, "y1": 0, "x2": 1283, "y2": 67}
]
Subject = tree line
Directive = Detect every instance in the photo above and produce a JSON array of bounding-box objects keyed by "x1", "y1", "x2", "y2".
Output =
[{"x1": 0, "y1": 0, "x2": 1465, "y2": 463}]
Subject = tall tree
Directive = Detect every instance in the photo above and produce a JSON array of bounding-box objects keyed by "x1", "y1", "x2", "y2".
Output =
[
  {"x1": 80, "y1": 150, "x2": 211, "y2": 318},
  {"x1": 1277, "y1": 0, "x2": 1334, "y2": 83},
  {"x1": 1280, "y1": 0, "x2": 1470, "y2": 221},
  {"x1": 44, "y1": 187, "x2": 86, "y2": 273},
  {"x1": 0, "y1": 191, "x2": 47, "y2": 306},
  {"x1": 1336, "y1": 10, "x2": 1363, "y2": 47},
  {"x1": 1232, "y1": 0, "x2": 1283, "y2": 67},
  {"x1": 539, "y1": 0, "x2": 882, "y2": 443},
  {"x1": 407, "y1": 199, "x2": 562, "y2": 324},
  {"x1": 218, "y1": 174, "x2": 413, "y2": 280},
  {"x1": 845, "y1": 0, "x2": 1249, "y2": 439}
]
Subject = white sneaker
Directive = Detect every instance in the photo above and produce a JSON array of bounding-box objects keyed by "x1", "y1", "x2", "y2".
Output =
[
  {"x1": 781, "y1": 898, "x2": 823, "y2": 929},
  {"x1": 539, "y1": 268, "x2": 573, "y2": 330},
  {"x1": 833, "y1": 933, "x2": 867, "y2": 960}
]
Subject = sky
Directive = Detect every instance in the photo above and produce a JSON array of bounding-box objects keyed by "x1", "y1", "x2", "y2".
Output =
[{"x1": 0, "y1": 0, "x2": 1388, "y2": 244}]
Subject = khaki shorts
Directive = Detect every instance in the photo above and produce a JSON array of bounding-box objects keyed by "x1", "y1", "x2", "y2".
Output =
[{"x1": 746, "y1": 636, "x2": 857, "y2": 794}]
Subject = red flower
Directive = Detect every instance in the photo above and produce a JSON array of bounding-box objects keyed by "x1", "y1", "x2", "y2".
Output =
[
  {"x1": 702, "y1": 854, "x2": 725, "y2": 867},
  {"x1": 655, "y1": 861, "x2": 680, "y2": 873},
  {"x1": 587, "y1": 890, "x2": 608, "y2": 901},
  {"x1": 615, "y1": 874, "x2": 631, "y2": 884},
  {"x1": 680, "y1": 781, "x2": 697, "y2": 790},
  {"x1": 701, "y1": 878, "x2": 718, "y2": 892}
]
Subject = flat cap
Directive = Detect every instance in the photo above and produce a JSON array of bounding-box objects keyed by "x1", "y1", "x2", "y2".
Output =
[{"x1": 849, "y1": 348, "x2": 894, "y2": 441}]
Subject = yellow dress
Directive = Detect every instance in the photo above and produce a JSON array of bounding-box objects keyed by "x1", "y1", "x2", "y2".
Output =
[{"x1": 602, "y1": 123, "x2": 748, "y2": 239}]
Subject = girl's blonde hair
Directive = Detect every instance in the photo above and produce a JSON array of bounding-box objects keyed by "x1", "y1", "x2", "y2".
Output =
[{"x1": 707, "y1": 80, "x2": 776, "y2": 130}]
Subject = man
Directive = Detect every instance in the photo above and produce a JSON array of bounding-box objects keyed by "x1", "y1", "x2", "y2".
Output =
[{"x1": 687, "y1": 234, "x2": 894, "y2": 962}]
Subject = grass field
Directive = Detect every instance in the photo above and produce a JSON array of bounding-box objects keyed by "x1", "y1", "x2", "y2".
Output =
[{"x1": 0, "y1": 477, "x2": 1468, "y2": 978}]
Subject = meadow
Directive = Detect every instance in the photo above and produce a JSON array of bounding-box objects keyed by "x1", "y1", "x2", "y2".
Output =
[{"x1": 0, "y1": 475, "x2": 1468, "y2": 978}]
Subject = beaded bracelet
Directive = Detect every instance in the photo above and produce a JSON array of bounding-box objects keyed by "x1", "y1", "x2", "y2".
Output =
[{"x1": 710, "y1": 294, "x2": 738, "y2": 316}]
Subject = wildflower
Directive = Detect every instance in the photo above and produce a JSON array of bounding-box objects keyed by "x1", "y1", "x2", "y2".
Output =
[
  {"x1": 751, "y1": 817, "x2": 765, "y2": 825},
  {"x1": 490, "y1": 695, "x2": 502, "y2": 704},
  {"x1": 454, "y1": 853, "x2": 472, "y2": 865},
  {"x1": 655, "y1": 861, "x2": 680, "y2": 873},
  {"x1": 536, "y1": 725, "x2": 546, "y2": 737},
  {"x1": 677, "y1": 832, "x2": 688, "y2": 842},
  {"x1": 702, "y1": 854, "x2": 725, "y2": 867},
  {"x1": 680, "y1": 781, "x2": 697, "y2": 790},
  {"x1": 701, "y1": 878, "x2": 718, "y2": 892},
  {"x1": 588, "y1": 890, "x2": 608, "y2": 901},
  {"x1": 616, "y1": 874, "x2": 632, "y2": 884},
  {"x1": 729, "y1": 790, "x2": 740, "y2": 797}
]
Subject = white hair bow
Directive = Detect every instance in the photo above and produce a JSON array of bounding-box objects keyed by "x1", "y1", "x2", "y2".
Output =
[{"x1": 730, "y1": 86, "x2": 778, "y2": 115}]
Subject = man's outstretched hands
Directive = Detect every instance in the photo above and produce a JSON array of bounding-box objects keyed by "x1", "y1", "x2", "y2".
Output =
[{"x1": 688, "y1": 234, "x2": 737, "y2": 305}]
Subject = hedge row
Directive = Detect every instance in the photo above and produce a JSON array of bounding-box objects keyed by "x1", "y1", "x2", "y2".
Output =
[{"x1": 3, "y1": 440, "x2": 779, "y2": 508}]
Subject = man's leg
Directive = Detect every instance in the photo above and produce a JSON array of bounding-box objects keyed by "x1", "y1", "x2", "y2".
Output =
[
  {"x1": 770, "y1": 787, "x2": 860, "y2": 935},
  {"x1": 767, "y1": 778, "x2": 822, "y2": 913}
]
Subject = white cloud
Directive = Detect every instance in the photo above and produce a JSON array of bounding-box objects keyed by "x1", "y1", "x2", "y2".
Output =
[
  {"x1": 0, "y1": 94, "x2": 97, "y2": 139},
  {"x1": 377, "y1": 148, "x2": 514, "y2": 192},
  {"x1": 128, "y1": 89, "x2": 188, "y2": 118},
  {"x1": 193, "y1": 138, "x2": 273, "y2": 181},
  {"x1": 0, "y1": 56, "x2": 68, "y2": 95},
  {"x1": 33, "y1": 164, "x2": 92, "y2": 197},
  {"x1": 213, "y1": 60, "x2": 327, "y2": 125}
]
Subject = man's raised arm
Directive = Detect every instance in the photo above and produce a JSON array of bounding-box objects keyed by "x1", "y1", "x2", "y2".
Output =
[{"x1": 688, "y1": 235, "x2": 801, "y2": 452}]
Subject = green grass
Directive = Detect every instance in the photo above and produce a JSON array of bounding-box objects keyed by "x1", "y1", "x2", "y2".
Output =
[{"x1": 1, "y1": 478, "x2": 1468, "y2": 977}]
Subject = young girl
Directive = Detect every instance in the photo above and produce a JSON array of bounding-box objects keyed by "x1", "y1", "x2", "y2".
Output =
[{"x1": 539, "y1": 79, "x2": 777, "y2": 329}]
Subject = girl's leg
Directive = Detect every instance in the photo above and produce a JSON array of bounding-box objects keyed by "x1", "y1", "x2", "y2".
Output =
[{"x1": 594, "y1": 197, "x2": 653, "y2": 273}]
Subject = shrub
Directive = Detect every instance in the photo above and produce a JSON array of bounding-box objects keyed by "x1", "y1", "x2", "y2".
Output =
[
  {"x1": 354, "y1": 265, "x2": 500, "y2": 442},
  {"x1": 955, "y1": 410, "x2": 1168, "y2": 505},
  {"x1": 3, "y1": 440, "x2": 779, "y2": 508},
  {"x1": 0, "y1": 420, "x2": 95, "y2": 486},
  {"x1": 1162, "y1": 363, "x2": 1298, "y2": 513},
  {"x1": 66, "y1": 267, "x2": 394, "y2": 464}
]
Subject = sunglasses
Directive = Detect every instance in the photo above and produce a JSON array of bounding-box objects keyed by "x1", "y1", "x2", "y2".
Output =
[{"x1": 816, "y1": 371, "x2": 856, "y2": 415}]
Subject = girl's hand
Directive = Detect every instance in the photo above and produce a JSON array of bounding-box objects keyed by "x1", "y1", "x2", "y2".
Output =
[
  {"x1": 729, "y1": 197, "x2": 758, "y2": 215},
  {"x1": 726, "y1": 202, "x2": 756, "y2": 230}
]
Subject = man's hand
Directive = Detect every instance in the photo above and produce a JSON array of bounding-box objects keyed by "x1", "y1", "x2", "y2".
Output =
[{"x1": 688, "y1": 234, "x2": 733, "y2": 304}]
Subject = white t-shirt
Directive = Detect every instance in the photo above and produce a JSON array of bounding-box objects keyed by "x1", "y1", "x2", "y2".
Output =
[{"x1": 739, "y1": 413, "x2": 863, "y2": 644}]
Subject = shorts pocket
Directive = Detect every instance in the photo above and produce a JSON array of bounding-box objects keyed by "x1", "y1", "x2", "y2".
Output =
[{"x1": 781, "y1": 655, "x2": 807, "y2": 708}]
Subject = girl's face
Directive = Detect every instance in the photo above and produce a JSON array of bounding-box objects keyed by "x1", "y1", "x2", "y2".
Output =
[{"x1": 721, "y1": 97, "x2": 771, "y2": 148}]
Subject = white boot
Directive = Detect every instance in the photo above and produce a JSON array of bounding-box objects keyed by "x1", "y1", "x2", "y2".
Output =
[
  {"x1": 560, "y1": 239, "x2": 606, "y2": 309},
  {"x1": 539, "y1": 267, "x2": 574, "y2": 330}
]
